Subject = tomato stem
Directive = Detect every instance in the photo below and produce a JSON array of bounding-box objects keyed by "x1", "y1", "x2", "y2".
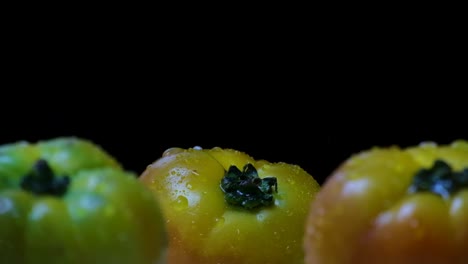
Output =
[
  {"x1": 408, "y1": 159, "x2": 468, "y2": 198},
  {"x1": 20, "y1": 159, "x2": 70, "y2": 196},
  {"x1": 220, "y1": 164, "x2": 277, "y2": 210}
]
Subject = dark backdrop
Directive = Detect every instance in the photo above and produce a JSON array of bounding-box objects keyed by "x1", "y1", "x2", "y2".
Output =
[
  {"x1": 2, "y1": 33, "x2": 465, "y2": 185},
  {"x1": 2, "y1": 6, "x2": 466, "y2": 185}
]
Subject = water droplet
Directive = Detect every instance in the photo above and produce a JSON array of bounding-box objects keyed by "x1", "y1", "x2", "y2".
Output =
[
  {"x1": 214, "y1": 217, "x2": 225, "y2": 228},
  {"x1": 163, "y1": 147, "x2": 184, "y2": 156},
  {"x1": 186, "y1": 183, "x2": 193, "y2": 190},
  {"x1": 172, "y1": 195, "x2": 188, "y2": 211},
  {"x1": 256, "y1": 213, "x2": 265, "y2": 221},
  {"x1": 451, "y1": 140, "x2": 468, "y2": 149},
  {"x1": 418, "y1": 141, "x2": 437, "y2": 148},
  {"x1": 274, "y1": 199, "x2": 281, "y2": 206}
]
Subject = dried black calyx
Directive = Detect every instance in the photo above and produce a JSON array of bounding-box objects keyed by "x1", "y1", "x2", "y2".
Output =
[
  {"x1": 20, "y1": 159, "x2": 70, "y2": 196},
  {"x1": 220, "y1": 163, "x2": 277, "y2": 210},
  {"x1": 408, "y1": 159, "x2": 468, "y2": 198}
]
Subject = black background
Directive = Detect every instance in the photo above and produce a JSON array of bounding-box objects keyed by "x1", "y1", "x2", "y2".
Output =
[{"x1": 2, "y1": 22, "x2": 466, "y2": 185}]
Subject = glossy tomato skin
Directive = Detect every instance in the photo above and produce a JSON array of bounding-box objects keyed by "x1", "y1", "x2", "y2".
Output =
[
  {"x1": 304, "y1": 140, "x2": 468, "y2": 264},
  {"x1": 140, "y1": 147, "x2": 320, "y2": 264}
]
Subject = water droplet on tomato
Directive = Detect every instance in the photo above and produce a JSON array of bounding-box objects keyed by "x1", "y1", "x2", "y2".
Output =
[
  {"x1": 211, "y1": 147, "x2": 222, "y2": 152},
  {"x1": 418, "y1": 141, "x2": 437, "y2": 148},
  {"x1": 214, "y1": 216, "x2": 225, "y2": 228},
  {"x1": 172, "y1": 195, "x2": 188, "y2": 211},
  {"x1": 256, "y1": 213, "x2": 265, "y2": 221},
  {"x1": 163, "y1": 147, "x2": 184, "y2": 156}
]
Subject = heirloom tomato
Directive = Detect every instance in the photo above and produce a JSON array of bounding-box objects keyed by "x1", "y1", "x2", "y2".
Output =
[
  {"x1": 304, "y1": 140, "x2": 468, "y2": 264},
  {"x1": 140, "y1": 146, "x2": 320, "y2": 264},
  {"x1": 0, "y1": 137, "x2": 167, "y2": 264}
]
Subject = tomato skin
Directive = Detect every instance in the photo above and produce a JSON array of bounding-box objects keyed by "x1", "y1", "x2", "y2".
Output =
[
  {"x1": 304, "y1": 140, "x2": 468, "y2": 264},
  {"x1": 140, "y1": 146, "x2": 320, "y2": 264}
]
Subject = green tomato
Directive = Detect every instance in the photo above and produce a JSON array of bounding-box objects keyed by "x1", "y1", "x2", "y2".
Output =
[{"x1": 0, "y1": 137, "x2": 167, "y2": 264}]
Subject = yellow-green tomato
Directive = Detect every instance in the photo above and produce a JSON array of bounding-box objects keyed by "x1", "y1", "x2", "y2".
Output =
[
  {"x1": 304, "y1": 140, "x2": 468, "y2": 264},
  {"x1": 139, "y1": 146, "x2": 320, "y2": 264},
  {"x1": 0, "y1": 137, "x2": 167, "y2": 264}
]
